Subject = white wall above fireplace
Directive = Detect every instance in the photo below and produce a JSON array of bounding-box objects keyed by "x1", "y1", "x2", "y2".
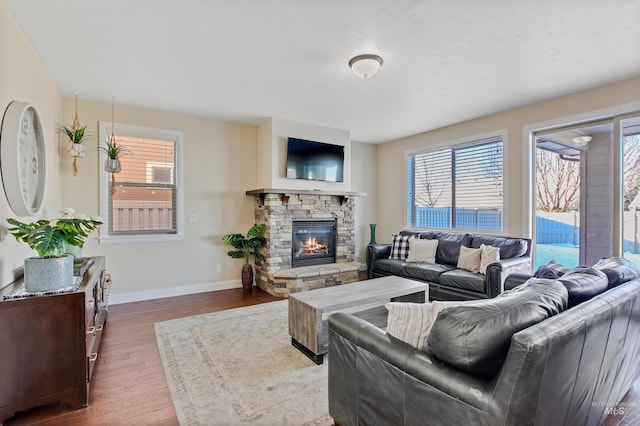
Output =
[{"x1": 256, "y1": 118, "x2": 352, "y2": 191}]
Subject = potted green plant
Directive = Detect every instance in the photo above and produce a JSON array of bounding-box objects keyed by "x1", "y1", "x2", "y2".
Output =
[
  {"x1": 59, "y1": 124, "x2": 91, "y2": 176},
  {"x1": 223, "y1": 224, "x2": 266, "y2": 291},
  {"x1": 99, "y1": 137, "x2": 131, "y2": 173},
  {"x1": 6, "y1": 208, "x2": 103, "y2": 292}
]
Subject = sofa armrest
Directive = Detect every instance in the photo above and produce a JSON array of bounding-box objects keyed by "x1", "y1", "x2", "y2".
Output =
[
  {"x1": 328, "y1": 312, "x2": 494, "y2": 424},
  {"x1": 504, "y1": 273, "x2": 532, "y2": 291},
  {"x1": 486, "y1": 256, "x2": 532, "y2": 298},
  {"x1": 367, "y1": 244, "x2": 391, "y2": 278}
]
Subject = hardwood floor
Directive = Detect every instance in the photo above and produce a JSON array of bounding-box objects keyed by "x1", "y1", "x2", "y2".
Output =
[
  {"x1": 4, "y1": 287, "x2": 279, "y2": 425},
  {"x1": 4, "y1": 285, "x2": 640, "y2": 425}
]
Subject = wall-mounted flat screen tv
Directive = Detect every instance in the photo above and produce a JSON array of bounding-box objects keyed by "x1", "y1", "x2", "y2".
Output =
[{"x1": 286, "y1": 137, "x2": 344, "y2": 182}]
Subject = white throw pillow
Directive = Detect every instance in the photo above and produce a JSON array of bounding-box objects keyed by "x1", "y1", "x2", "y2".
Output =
[
  {"x1": 406, "y1": 239, "x2": 439, "y2": 263},
  {"x1": 479, "y1": 244, "x2": 501, "y2": 275},
  {"x1": 385, "y1": 300, "x2": 474, "y2": 351},
  {"x1": 457, "y1": 246, "x2": 482, "y2": 273}
]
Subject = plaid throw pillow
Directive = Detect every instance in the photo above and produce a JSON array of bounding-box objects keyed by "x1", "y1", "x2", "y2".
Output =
[{"x1": 389, "y1": 234, "x2": 412, "y2": 260}]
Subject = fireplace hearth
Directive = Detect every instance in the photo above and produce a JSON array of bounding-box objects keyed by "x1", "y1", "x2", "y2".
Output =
[{"x1": 292, "y1": 219, "x2": 336, "y2": 267}]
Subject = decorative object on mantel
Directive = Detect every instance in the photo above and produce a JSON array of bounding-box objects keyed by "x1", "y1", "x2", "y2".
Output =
[
  {"x1": 223, "y1": 224, "x2": 267, "y2": 292},
  {"x1": 6, "y1": 208, "x2": 103, "y2": 292},
  {"x1": 99, "y1": 96, "x2": 131, "y2": 195},
  {"x1": 59, "y1": 93, "x2": 91, "y2": 176}
]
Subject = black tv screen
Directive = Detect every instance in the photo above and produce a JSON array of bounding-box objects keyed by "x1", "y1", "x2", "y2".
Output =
[{"x1": 286, "y1": 138, "x2": 344, "y2": 182}]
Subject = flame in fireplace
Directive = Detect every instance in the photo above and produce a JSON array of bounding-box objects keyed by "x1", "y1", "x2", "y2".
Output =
[{"x1": 295, "y1": 236, "x2": 329, "y2": 257}]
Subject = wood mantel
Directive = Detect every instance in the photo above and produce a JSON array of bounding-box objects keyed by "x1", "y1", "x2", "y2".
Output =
[{"x1": 246, "y1": 188, "x2": 366, "y2": 206}]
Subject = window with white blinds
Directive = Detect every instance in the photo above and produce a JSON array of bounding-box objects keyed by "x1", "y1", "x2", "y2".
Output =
[
  {"x1": 99, "y1": 122, "x2": 184, "y2": 243},
  {"x1": 407, "y1": 132, "x2": 505, "y2": 231}
]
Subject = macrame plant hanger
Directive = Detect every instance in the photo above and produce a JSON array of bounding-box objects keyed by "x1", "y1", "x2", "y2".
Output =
[{"x1": 71, "y1": 94, "x2": 81, "y2": 176}]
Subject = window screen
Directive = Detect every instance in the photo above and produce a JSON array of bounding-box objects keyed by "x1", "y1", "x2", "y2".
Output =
[{"x1": 407, "y1": 135, "x2": 504, "y2": 230}]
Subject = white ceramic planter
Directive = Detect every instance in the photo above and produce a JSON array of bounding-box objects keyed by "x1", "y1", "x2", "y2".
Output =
[
  {"x1": 24, "y1": 254, "x2": 74, "y2": 292},
  {"x1": 69, "y1": 143, "x2": 86, "y2": 158},
  {"x1": 104, "y1": 159, "x2": 121, "y2": 173}
]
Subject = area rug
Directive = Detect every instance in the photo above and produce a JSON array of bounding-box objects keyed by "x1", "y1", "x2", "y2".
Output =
[{"x1": 154, "y1": 300, "x2": 332, "y2": 425}]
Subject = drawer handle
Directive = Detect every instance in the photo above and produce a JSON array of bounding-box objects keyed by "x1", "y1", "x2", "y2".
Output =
[
  {"x1": 96, "y1": 325, "x2": 103, "y2": 331},
  {"x1": 87, "y1": 326, "x2": 95, "y2": 334},
  {"x1": 89, "y1": 353, "x2": 98, "y2": 362}
]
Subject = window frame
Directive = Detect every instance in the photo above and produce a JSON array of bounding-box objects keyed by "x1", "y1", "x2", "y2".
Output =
[
  {"x1": 405, "y1": 129, "x2": 508, "y2": 232},
  {"x1": 98, "y1": 121, "x2": 184, "y2": 244}
]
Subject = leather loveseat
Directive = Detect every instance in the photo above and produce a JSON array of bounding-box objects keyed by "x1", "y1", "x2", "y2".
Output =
[
  {"x1": 368, "y1": 230, "x2": 531, "y2": 300},
  {"x1": 328, "y1": 257, "x2": 640, "y2": 426}
]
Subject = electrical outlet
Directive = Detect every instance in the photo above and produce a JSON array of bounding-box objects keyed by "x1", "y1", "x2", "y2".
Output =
[{"x1": 188, "y1": 214, "x2": 198, "y2": 223}]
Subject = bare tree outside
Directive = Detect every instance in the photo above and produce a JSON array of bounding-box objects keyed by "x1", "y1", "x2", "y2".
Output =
[
  {"x1": 415, "y1": 152, "x2": 450, "y2": 208},
  {"x1": 623, "y1": 134, "x2": 640, "y2": 210},
  {"x1": 536, "y1": 148, "x2": 580, "y2": 212}
]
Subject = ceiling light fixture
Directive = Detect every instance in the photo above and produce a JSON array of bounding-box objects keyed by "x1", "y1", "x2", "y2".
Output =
[
  {"x1": 571, "y1": 135, "x2": 592, "y2": 146},
  {"x1": 348, "y1": 54, "x2": 383, "y2": 79}
]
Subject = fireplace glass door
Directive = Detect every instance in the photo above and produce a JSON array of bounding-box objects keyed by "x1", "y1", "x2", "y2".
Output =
[{"x1": 292, "y1": 219, "x2": 336, "y2": 267}]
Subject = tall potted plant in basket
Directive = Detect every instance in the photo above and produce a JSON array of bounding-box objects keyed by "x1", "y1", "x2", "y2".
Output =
[
  {"x1": 223, "y1": 224, "x2": 266, "y2": 292},
  {"x1": 6, "y1": 209, "x2": 103, "y2": 292}
]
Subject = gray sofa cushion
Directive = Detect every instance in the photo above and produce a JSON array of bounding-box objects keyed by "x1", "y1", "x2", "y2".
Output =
[
  {"x1": 403, "y1": 262, "x2": 454, "y2": 283},
  {"x1": 593, "y1": 257, "x2": 640, "y2": 288},
  {"x1": 558, "y1": 267, "x2": 609, "y2": 307},
  {"x1": 427, "y1": 278, "x2": 568, "y2": 379},
  {"x1": 373, "y1": 259, "x2": 411, "y2": 276},
  {"x1": 470, "y1": 235, "x2": 528, "y2": 260},
  {"x1": 438, "y1": 269, "x2": 486, "y2": 293}
]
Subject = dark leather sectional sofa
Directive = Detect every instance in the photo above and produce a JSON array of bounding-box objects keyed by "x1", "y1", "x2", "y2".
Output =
[
  {"x1": 329, "y1": 257, "x2": 640, "y2": 426},
  {"x1": 368, "y1": 230, "x2": 532, "y2": 300}
]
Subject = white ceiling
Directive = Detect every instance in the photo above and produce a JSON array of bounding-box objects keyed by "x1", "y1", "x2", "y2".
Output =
[{"x1": 5, "y1": 0, "x2": 640, "y2": 144}]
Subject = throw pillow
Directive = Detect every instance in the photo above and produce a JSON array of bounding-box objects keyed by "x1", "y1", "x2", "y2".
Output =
[
  {"x1": 427, "y1": 278, "x2": 568, "y2": 379},
  {"x1": 479, "y1": 244, "x2": 500, "y2": 275},
  {"x1": 385, "y1": 300, "x2": 472, "y2": 351},
  {"x1": 457, "y1": 246, "x2": 482, "y2": 273},
  {"x1": 558, "y1": 267, "x2": 609, "y2": 307},
  {"x1": 533, "y1": 265, "x2": 561, "y2": 279},
  {"x1": 592, "y1": 257, "x2": 640, "y2": 288},
  {"x1": 546, "y1": 260, "x2": 570, "y2": 277},
  {"x1": 406, "y1": 239, "x2": 439, "y2": 263},
  {"x1": 389, "y1": 234, "x2": 412, "y2": 260}
]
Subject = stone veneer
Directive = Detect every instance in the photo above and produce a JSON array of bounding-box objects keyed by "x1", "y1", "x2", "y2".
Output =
[{"x1": 248, "y1": 189, "x2": 363, "y2": 297}]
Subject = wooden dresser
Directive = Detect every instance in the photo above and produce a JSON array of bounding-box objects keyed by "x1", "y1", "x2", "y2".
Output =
[{"x1": 0, "y1": 256, "x2": 109, "y2": 423}]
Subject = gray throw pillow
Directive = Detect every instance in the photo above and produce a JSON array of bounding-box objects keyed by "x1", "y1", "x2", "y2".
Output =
[{"x1": 558, "y1": 267, "x2": 608, "y2": 307}]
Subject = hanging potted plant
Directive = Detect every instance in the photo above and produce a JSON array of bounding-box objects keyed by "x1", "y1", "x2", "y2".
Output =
[
  {"x1": 59, "y1": 124, "x2": 89, "y2": 158},
  {"x1": 99, "y1": 137, "x2": 130, "y2": 173},
  {"x1": 59, "y1": 94, "x2": 91, "y2": 176},
  {"x1": 6, "y1": 209, "x2": 103, "y2": 292},
  {"x1": 223, "y1": 224, "x2": 266, "y2": 291}
]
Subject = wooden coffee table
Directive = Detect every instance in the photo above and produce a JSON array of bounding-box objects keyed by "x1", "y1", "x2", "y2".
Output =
[{"x1": 288, "y1": 275, "x2": 429, "y2": 364}]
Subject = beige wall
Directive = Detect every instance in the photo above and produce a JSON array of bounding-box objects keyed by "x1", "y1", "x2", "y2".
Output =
[
  {"x1": 0, "y1": 1, "x2": 61, "y2": 288},
  {"x1": 256, "y1": 117, "x2": 352, "y2": 191},
  {"x1": 376, "y1": 77, "x2": 640, "y2": 243},
  {"x1": 351, "y1": 141, "x2": 378, "y2": 263},
  {"x1": 59, "y1": 98, "x2": 257, "y2": 301}
]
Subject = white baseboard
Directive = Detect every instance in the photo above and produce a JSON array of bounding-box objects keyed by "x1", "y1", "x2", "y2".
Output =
[{"x1": 108, "y1": 279, "x2": 242, "y2": 305}]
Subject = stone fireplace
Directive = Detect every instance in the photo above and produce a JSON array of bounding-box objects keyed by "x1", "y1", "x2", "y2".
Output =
[
  {"x1": 291, "y1": 219, "x2": 337, "y2": 267},
  {"x1": 247, "y1": 188, "x2": 365, "y2": 296}
]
